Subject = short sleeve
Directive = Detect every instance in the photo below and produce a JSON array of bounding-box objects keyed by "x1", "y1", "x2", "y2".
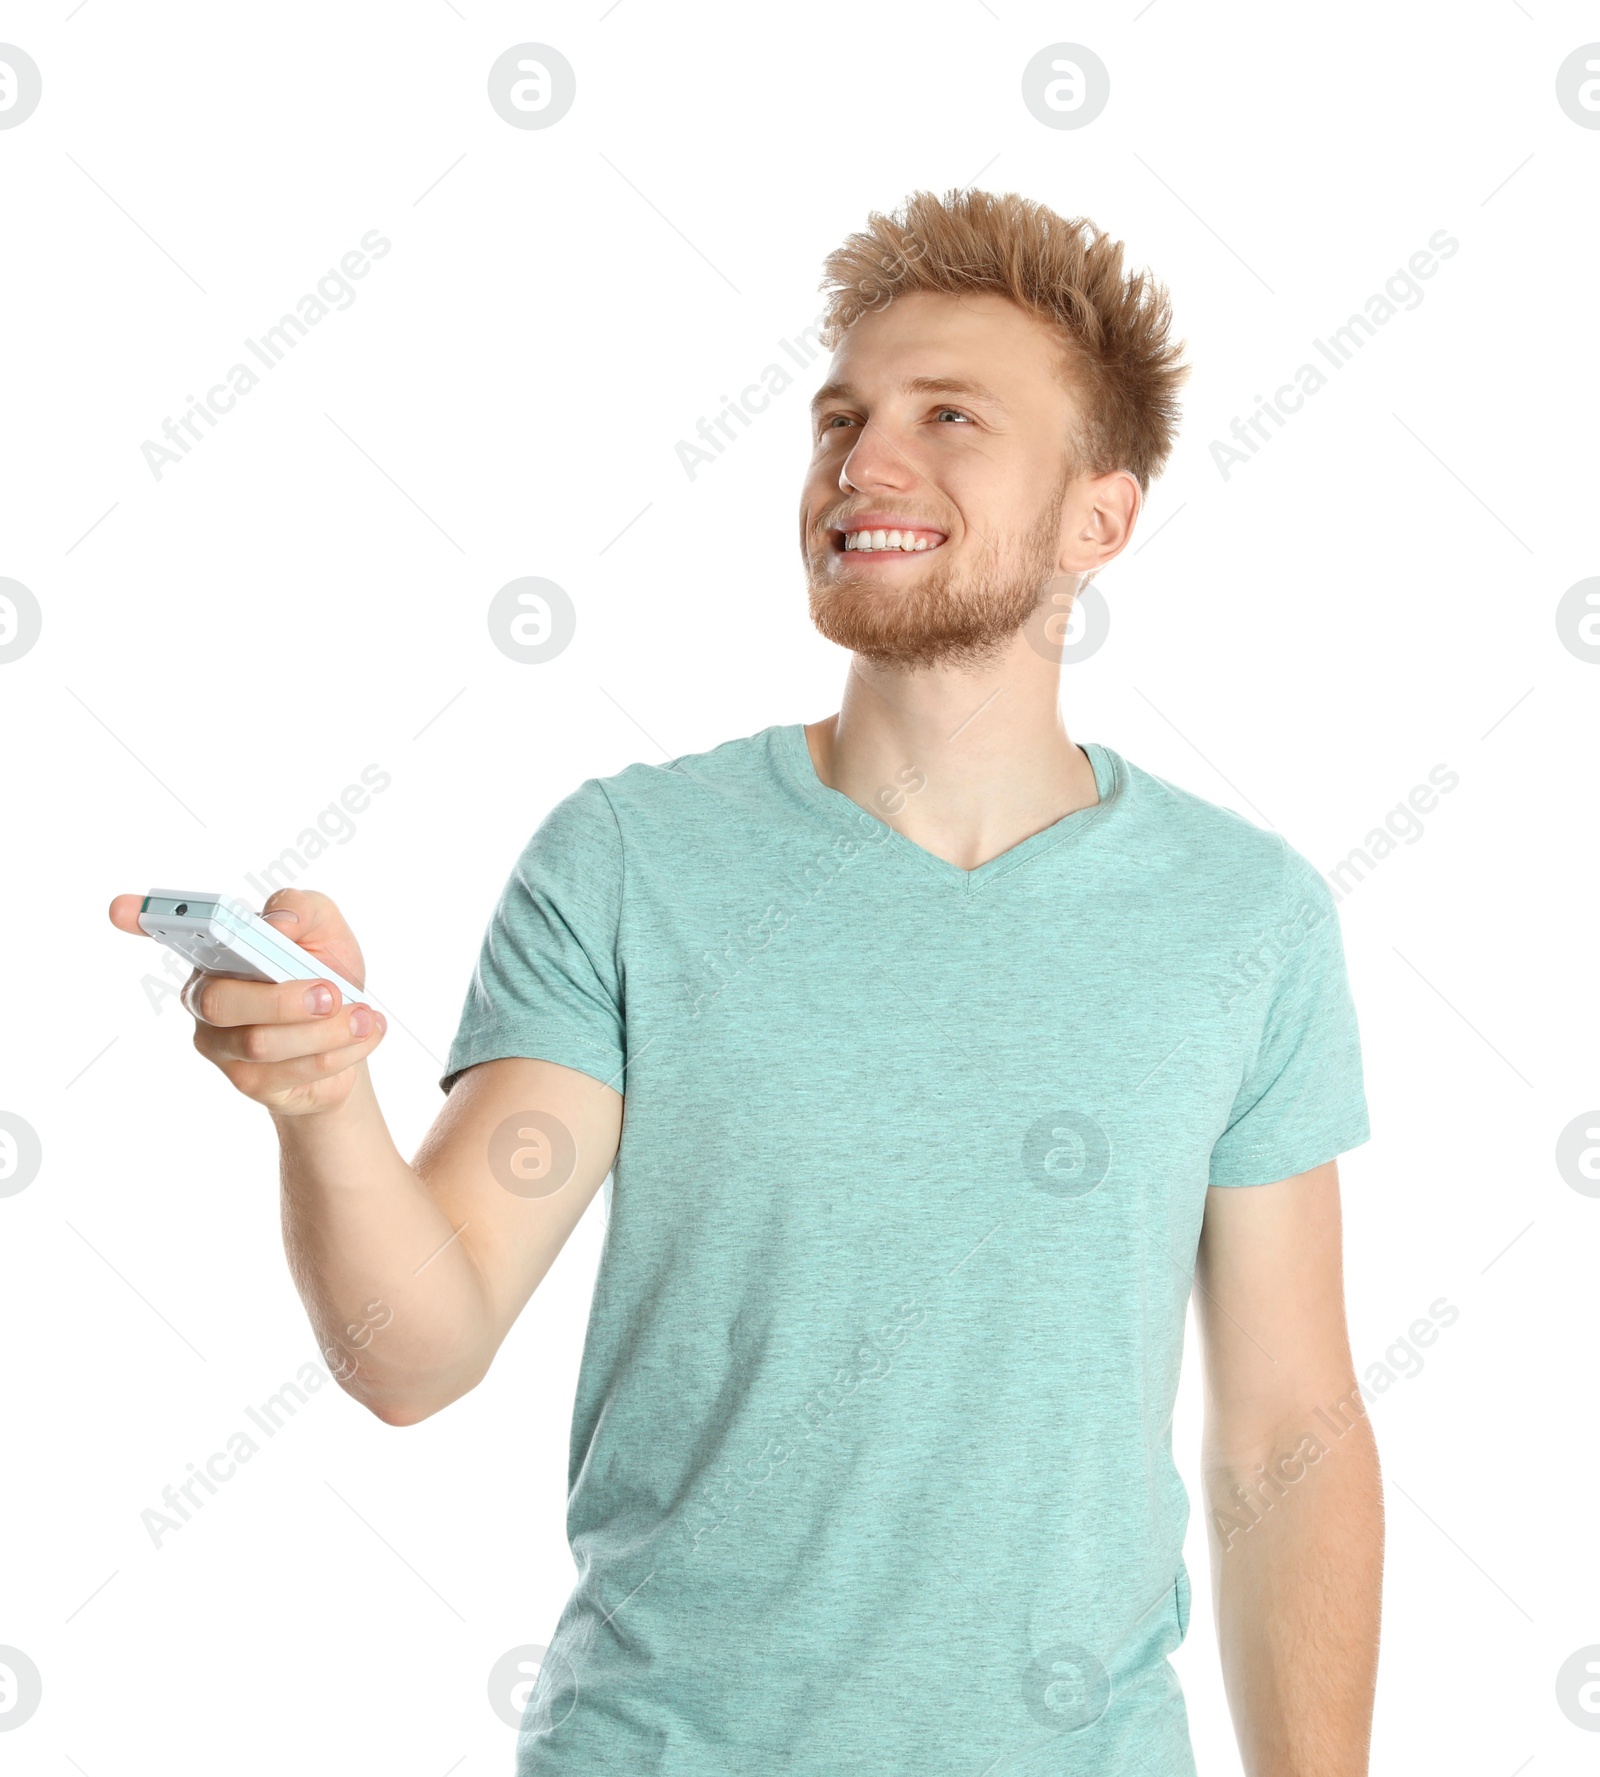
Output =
[
  {"x1": 439, "y1": 778, "x2": 626, "y2": 1095},
  {"x1": 1208, "y1": 838, "x2": 1371, "y2": 1186}
]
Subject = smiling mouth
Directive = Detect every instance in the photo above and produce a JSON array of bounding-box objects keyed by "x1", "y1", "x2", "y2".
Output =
[{"x1": 830, "y1": 525, "x2": 949, "y2": 556}]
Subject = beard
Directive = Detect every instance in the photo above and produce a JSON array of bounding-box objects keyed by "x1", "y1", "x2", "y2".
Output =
[{"x1": 804, "y1": 463, "x2": 1074, "y2": 673}]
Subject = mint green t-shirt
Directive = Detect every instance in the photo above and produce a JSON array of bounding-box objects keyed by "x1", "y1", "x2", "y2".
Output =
[{"x1": 442, "y1": 723, "x2": 1370, "y2": 1777}]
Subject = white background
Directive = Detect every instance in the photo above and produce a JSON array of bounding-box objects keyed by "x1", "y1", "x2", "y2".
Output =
[{"x1": 2, "y1": 4, "x2": 1596, "y2": 1773}]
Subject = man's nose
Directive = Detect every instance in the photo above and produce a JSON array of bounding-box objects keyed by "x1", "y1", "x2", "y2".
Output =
[{"x1": 840, "y1": 421, "x2": 917, "y2": 492}]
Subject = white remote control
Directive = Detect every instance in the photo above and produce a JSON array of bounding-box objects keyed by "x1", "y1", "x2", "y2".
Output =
[{"x1": 137, "y1": 890, "x2": 371, "y2": 1007}]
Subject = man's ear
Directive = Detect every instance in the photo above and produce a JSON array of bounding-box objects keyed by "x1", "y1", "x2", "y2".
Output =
[{"x1": 1059, "y1": 469, "x2": 1141, "y2": 576}]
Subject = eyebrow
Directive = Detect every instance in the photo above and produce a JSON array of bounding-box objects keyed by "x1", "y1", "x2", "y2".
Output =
[{"x1": 807, "y1": 375, "x2": 1011, "y2": 418}]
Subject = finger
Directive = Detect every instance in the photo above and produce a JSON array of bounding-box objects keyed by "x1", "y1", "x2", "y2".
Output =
[
  {"x1": 259, "y1": 889, "x2": 366, "y2": 988},
  {"x1": 257, "y1": 886, "x2": 337, "y2": 934},
  {"x1": 222, "y1": 1022, "x2": 388, "y2": 1093},
  {"x1": 196, "y1": 1000, "x2": 383, "y2": 1065},
  {"x1": 182, "y1": 969, "x2": 357, "y2": 1030},
  {"x1": 109, "y1": 893, "x2": 153, "y2": 935}
]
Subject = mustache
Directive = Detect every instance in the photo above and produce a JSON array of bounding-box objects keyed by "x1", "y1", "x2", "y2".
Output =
[{"x1": 820, "y1": 513, "x2": 947, "y2": 533}]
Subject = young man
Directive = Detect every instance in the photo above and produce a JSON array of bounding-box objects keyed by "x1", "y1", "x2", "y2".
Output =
[{"x1": 112, "y1": 189, "x2": 1381, "y2": 1775}]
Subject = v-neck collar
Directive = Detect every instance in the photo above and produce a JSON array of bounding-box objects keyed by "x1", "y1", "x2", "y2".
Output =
[{"x1": 774, "y1": 721, "x2": 1123, "y2": 894}]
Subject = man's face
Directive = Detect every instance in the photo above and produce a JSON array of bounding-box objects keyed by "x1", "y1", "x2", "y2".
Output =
[{"x1": 799, "y1": 290, "x2": 1092, "y2": 672}]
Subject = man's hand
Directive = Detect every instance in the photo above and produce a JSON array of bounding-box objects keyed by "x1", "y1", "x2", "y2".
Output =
[{"x1": 107, "y1": 888, "x2": 385, "y2": 1117}]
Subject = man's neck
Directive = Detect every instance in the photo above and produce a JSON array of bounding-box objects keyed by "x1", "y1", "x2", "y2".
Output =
[{"x1": 803, "y1": 630, "x2": 1099, "y2": 873}]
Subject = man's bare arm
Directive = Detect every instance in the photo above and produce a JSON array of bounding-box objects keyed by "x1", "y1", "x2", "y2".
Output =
[
  {"x1": 1194, "y1": 1160, "x2": 1384, "y2": 1777},
  {"x1": 110, "y1": 887, "x2": 622, "y2": 1428},
  {"x1": 278, "y1": 1052, "x2": 621, "y2": 1425}
]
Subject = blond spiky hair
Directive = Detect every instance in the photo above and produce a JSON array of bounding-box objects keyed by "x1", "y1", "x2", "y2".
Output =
[{"x1": 818, "y1": 188, "x2": 1189, "y2": 493}]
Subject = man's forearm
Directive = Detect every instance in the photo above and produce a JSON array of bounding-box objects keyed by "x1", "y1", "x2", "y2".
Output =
[
  {"x1": 1206, "y1": 1405, "x2": 1384, "y2": 1776},
  {"x1": 274, "y1": 1063, "x2": 495, "y2": 1423}
]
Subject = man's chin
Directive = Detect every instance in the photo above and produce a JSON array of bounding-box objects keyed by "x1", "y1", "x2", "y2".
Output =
[{"x1": 806, "y1": 582, "x2": 1030, "y2": 673}]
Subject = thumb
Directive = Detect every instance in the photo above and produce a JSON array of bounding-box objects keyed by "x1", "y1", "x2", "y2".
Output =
[{"x1": 258, "y1": 888, "x2": 367, "y2": 993}]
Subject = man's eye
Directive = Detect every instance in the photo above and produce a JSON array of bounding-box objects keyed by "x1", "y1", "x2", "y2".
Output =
[{"x1": 934, "y1": 407, "x2": 973, "y2": 423}]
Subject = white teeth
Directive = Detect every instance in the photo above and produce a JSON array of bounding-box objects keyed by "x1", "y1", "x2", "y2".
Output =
[{"x1": 843, "y1": 528, "x2": 940, "y2": 552}]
